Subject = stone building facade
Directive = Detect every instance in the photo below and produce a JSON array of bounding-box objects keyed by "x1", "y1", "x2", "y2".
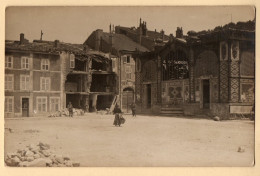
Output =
[
  {"x1": 5, "y1": 33, "x2": 113, "y2": 117},
  {"x1": 135, "y1": 27, "x2": 255, "y2": 118}
]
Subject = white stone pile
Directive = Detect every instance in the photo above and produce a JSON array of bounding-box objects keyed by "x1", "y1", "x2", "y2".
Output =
[
  {"x1": 48, "y1": 108, "x2": 84, "y2": 117},
  {"x1": 5, "y1": 142, "x2": 80, "y2": 167}
]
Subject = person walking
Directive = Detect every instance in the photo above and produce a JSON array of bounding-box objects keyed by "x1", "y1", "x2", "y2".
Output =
[
  {"x1": 130, "y1": 102, "x2": 136, "y2": 117},
  {"x1": 113, "y1": 104, "x2": 122, "y2": 127},
  {"x1": 67, "y1": 102, "x2": 73, "y2": 117}
]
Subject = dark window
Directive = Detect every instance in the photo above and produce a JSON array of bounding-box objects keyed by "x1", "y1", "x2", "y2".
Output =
[
  {"x1": 162, "y1": 50, "x2": 189, "y2": 80},
  {"x1": 127, "y1": 56, "x2": 130, "y2": 63}
]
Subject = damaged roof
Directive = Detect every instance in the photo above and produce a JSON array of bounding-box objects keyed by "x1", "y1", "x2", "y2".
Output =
[
  {"x1": 5, "y1": 39, "x2": 110, "y2": 60},
  {"x1": 101, "y1": 32, "x2": 149, "y2": 52}
]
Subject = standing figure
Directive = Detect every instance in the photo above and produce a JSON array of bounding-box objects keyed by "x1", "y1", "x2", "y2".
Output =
[
  {"x1": 67, "y1": 102, "x2": 73, "y2": 117},
  {"x1": 113, "y1": 104, "x2": 122, "y2": 127},
  {"x1": 131, "y1": 102, "x2": 136, "y2": 117}
]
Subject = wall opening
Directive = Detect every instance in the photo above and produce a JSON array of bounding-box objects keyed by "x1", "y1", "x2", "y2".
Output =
[
  {"x1": 122, "y1": 87, "x2": 134, "y2": 112},
  {"x1": 22, "y1": 98, "x2": 29, "y2": 117},
  {"x1": 147, "y1": 84, "x2": 151, "y2": 108},
  {"x1": 162, "y1": 50, "x2": 189, "y2": 81}
]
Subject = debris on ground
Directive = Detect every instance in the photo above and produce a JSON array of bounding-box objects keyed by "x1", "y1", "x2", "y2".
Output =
[
  {"x1": 24, "y1": 129, "x2": 40, "y2": 133},
  {"x1": 48, "y1": 108, "x2": 84, "y2": 117},
  {"x1": 237, "y1": 146, "x2": 245, "y2": 153},
  {"x1": 5, "y1": 142, "x2": 80, "y2": 167},
  {"x1": 96, "y1": 108, "x2": 111, "y2": 115},
  {"x1": 213, "y1": 116, "x2": 220, "y2": 121},
  {"x1": 5, "y1": 128, "x2": 14, "y2": 133}
]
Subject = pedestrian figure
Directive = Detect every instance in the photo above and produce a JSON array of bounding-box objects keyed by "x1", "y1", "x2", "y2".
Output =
[
  {"x1": 67, "y1": 102, "x2": 73, "y2": 117},
  {"x1": 130, "y1": 102, "x2": 136, "y2": 117},
  {"x1": 113, "y1": 104, "x2": 122, "y2": 127}
]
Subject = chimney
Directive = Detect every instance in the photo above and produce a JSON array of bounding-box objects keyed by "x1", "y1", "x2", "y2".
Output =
[
  {"x1": 54, "y1": 40, "x2": 60, "y2": 48},
  {"x1": 95, "y1": 29, "x2": 103, "y2": 51},
  {"x1": 161, "y1": 30, "x2": 165, "y2": 41},
  {"x1": 176, "y1": 27, "x2": 183, "y2": 38},
  {"x1": 137, "y1": 26, "x2": 142, "y2": 44},
  {"x1": 109, "y1": 33, "x2": 114, "y2": 48},
  {"x1": 109, "y1": 24, "x2": 112, "y2": 34},
  {"x1": 20, "y1": 33, "x2": 25, "y2": 44},
  {"x1": 169, "y1": 34, "x2": 174, "y2": 42}
]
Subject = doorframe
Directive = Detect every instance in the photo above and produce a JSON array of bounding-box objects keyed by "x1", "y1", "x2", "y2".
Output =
[
  {"x1": 200, "y1": 77, "x2": 211, "y2": 109},
  {"x1": 146, "y1": 84, "x2": 152, "y2": 108},
  {"x1": 20, "y1": 96, "x2": 30, "y2": 117}
]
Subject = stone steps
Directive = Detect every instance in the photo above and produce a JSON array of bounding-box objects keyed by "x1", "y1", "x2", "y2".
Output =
[{"x1": 160, "y1": 107, "x2": 184, "y2": 116}]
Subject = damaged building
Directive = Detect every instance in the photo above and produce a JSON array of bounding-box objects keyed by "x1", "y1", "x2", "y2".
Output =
[
  {"x1": 84, "y1": 19, "x2": 172, "y2": 112},
  {"x1": 134, "y1": 21, "x2": 255, "y2": 118},
  {"x1": 5, "y1": 33, "x2": 115, "y2": 117},
  {"x1": 84, "y1": 24, "x2": 149, "y2": 112}
]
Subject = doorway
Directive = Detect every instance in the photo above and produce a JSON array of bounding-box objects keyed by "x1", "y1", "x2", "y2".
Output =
[
  {"x1": 147, "y1": 84, "x2": 151, "y2": 108},
  {"x1": 22, "y1": 98, "x2": 29, "y2": 117},
  {"x1": 122, "y1": 88, "x2": 134, "y2": 112},
  {"x1": 203, "y1": 80, "x2": 210, "y2": 109}
]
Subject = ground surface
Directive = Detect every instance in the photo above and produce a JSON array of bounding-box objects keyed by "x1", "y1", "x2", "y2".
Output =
[{"x1": 4, "y1": 113, "x2": 255, "y2": 167}]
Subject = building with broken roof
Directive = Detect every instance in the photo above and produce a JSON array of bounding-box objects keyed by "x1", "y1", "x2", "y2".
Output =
[
  {"x1": 134, "y1": 22, "x2": 255, "y2": 119},
  {"x1": 84, "y1": 24, "x2": 149, "y2": 112},
  {"x1": 115, "y1": 18, "x2": 170, "y2": 51},
  {"x1": 5, "y1": 33, "x2": 114, "y2": 117}
]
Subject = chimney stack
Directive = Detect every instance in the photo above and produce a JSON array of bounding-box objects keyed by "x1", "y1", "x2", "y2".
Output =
[
  {"x1": 169, "y1": 34, "x2": 174, "y2": 42},
  {"x1": 95, "y1": 29, "x2": 103, "y2": 51},
  {"x1": 20, "y1": 33, "x2": 24, "y2": 44},
  {"x1": 54, "y1": 40, "x2": 60, "y2": 48},
  {"x1": 176, "y1": 27, "x2": 183, "y2": 38},
  {"x1": 161, "y1": 30, "x2": 165, "y2": 41},
  {"x1": 109, "y1": 24, "x2": 112, "y2": 34}
]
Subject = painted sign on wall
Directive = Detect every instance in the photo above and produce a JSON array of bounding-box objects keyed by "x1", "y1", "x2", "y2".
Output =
[{"x1": 162, "y1": 79, "x2": 189, "y2": 105}]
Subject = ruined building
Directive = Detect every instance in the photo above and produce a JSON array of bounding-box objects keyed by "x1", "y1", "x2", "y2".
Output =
[
  {"x1": 5, "y1": 33, "x2": 114, "y2": 117},
  {"x1": 84, "y1": 24, "x2": 149, "y2": 112}
]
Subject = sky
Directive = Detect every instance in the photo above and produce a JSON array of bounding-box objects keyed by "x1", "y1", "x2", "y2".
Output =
[{"x1": 5, "y1": 6, "x2": 255, "y2": 44}]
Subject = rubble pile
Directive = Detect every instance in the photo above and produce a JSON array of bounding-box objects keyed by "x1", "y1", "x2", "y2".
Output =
[
  {"x1": 5, "y1": 142, "x2": 80, "y2": 167},
  {"x1": 48, "y1": 108, "x2": 84, "y2": 117}
]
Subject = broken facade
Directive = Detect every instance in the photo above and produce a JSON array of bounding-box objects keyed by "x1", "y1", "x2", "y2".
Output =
[
  {"x1": 5, "y1": 34, "x2": 115, "y2": 117},
  {"x1": 84, "y1": 25, "x2": 149, "y2": 112}
]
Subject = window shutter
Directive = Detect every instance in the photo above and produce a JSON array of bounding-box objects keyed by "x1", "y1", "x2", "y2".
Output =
[
  {"x1": 26, "y1": 76, "x2": 29, "y2": 90},
  {"x1": 40, "y1": 78, "x2": 43, "y2": 90},
  {"x1": 46, "y1": 78, "x2": 50, "y2": 90}
]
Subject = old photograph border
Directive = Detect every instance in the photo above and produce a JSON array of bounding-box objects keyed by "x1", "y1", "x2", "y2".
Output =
[{"x1": 0, "y1": 0, "x2": 259, "y2": 176}]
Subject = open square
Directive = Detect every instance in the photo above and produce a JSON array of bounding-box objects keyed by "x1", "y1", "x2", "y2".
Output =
[{"x1": 4, "y1": 114, "x2": 254, "y2": 166}]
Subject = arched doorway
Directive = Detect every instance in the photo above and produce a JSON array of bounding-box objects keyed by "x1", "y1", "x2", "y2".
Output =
[{"x1": 122, "y1": 87, "x2": 134, "y2": 112}]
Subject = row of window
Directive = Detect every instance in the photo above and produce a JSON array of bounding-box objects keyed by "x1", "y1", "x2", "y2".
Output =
[
  {"x1": 5, "y1": 74, "x2": 51, "y2": 91},
  {"x1": 5, "y1": 96, "x2": 60, "y2": 113},
  {"x1": 5, "y1": 54, "x2": 75, "y2": 70}
]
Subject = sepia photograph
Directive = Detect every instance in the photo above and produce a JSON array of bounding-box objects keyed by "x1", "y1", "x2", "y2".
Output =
[{"x1": 3, "y1": 6, "x2": 255, "y2": 167}]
